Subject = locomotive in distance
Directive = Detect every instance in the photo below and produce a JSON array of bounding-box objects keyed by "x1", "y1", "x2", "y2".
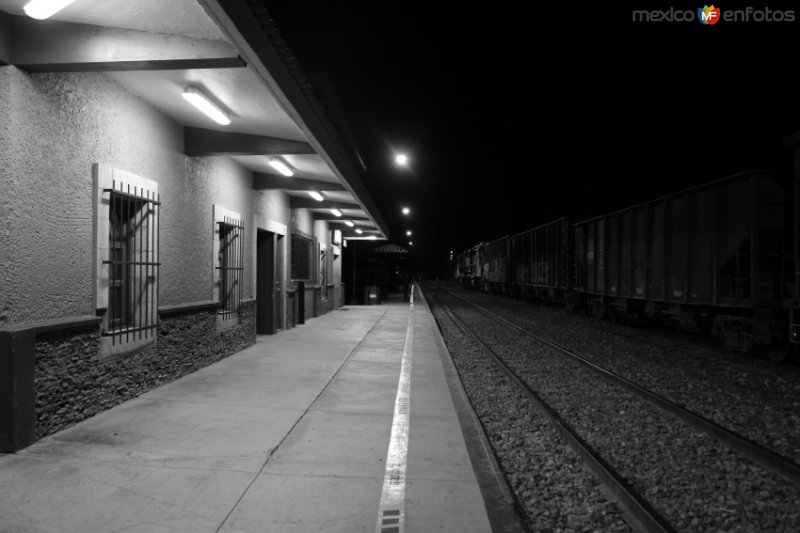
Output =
[{"x1": 455, "y1": 170, "x2": 800, "y2": 360}]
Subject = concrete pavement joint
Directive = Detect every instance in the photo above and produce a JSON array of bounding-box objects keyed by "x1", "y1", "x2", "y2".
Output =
[{"x1": 214, "y1": 307, "x2": 390, "y2": 533}]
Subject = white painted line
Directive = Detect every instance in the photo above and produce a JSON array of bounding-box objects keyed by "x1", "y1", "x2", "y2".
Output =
[{"x1": 375, "y1": 285, "x2": 415, "y2": 533}]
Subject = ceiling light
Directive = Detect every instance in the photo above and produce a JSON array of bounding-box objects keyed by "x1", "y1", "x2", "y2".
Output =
[
  {"x1": 182, "y1": 86, "x2": 230, "y2": 126},
  {"x1": 355, "y1": 229, "x2": 363, "y2": 234},
  {"x1": 23, "y1": 0, "x2": 75, "y2": 19},
  {"x1": 344, "y1": 220, "x2": 355, "y2": 227},
  {"x1": 269, "y1": 157, "x2": 293, "y2": 177},
  {"x1": 406, "y1": 230, "x2": 412, "y2": 236},
  {"x1": 308, "y1": 191, "x2": 324, "y2": 202},
  {"x1": 408, "y1": 241, "x2": 413, "y2": 246},
  {"x1": 402, "y1": 206, "x2": 410, "y2": 215},
  {"x1": 395, "y1": 153, "x2": 408, "y2": 166},
  {"x1": 368, "y1": 235, "x2": 377, "y2": 240},
  {"x1": 330, "y1": 208, "x2": 342, "y2": 217}
]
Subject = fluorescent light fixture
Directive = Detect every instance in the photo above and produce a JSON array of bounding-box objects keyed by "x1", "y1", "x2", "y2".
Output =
[
  {"x1": 344, "y1": 220, "x2": 355, "y2": 227},
  {"x1": 330, "y1": 208, "x2": 342, "y2": 217},
  {"x1": 308, "y1": 191, "x2": 324, "y2": 202},
  {"x1": 269, "y1": 157, "x2": 294, "y2": 177},
  {"x1": 368, "y1": 235, "x2": 377, "y2": 240},
  {"x1": 355, "y1": 229, "x2": 363, "y2": 234},
  {"x1": 23, "y1": 0, "x2": 75, "y2": 19},
  {"x1": 182, "y1": 86, "x2": 230, "y2": 126}
]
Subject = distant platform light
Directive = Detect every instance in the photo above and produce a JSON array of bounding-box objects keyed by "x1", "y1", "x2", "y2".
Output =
[
  {"x1": 308, "y1": 191, "x2": 324, "y2": 202},
  {"x1": 395, "y1": 153, "x2": 408, "y2": 166},
  {"x1": 408, "y1": 241, "x2": 413, "y2": 246},
  {"x1": 268, "y1": 157, "x2": 294, "y2": 177},
  {"x1": 402, "y1": 207, "x2": 410, "y2": 215},
  {"x1": 406, "y1": 230, "x2": 412, "y2": 236},
  {"x1": 182, "y1": 86, "x2": 230, "y2": 126},
  {"x1": 345, "y1": 220, "x2": 355, "y2": 227},
  {"x1": 23, "y1": 0, "x2": 75, "y2": 19}
]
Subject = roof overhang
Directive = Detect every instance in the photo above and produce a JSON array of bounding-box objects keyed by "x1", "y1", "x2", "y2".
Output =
[{"x1": 0, "y1": 0, "x2": 387, "y2": 239}]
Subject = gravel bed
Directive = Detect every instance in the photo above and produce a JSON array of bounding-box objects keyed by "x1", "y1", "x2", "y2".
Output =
[
  {"x1": 429, "y1": 287, "x2": 800, "y2": 533},
  {"x1": 430, "y1": 294, "x2": 632, "y2": 533},
  {"x1": 445, "y1": 284, "x2": 800, "y2": 464}
]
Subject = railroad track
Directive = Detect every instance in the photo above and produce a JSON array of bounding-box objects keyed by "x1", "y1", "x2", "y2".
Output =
[
  {"x1": 439, "y1": 286, "x2": 800, "y2": 490},
  {"x1": 437, "y1": 300, "x2": 675, "y2": 533},
  {"x1": 424, "y1": 283, "x2": 800, "y2": 533}
]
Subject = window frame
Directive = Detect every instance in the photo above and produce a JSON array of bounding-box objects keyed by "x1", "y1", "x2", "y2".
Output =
[
  {"x1": 94, "y1": 163, "x2": 159, "y2": 358},
  {"x1": 213, "y1": 205, "x2": 244, "y2": 324}
]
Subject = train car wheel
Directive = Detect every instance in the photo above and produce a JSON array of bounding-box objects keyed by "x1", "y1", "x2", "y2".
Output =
[
  {"x1": 771, "y1": 343, "x2": 799, "y2": 363},
  {"x1": 767, "y1": 348, "x2": 788, "y2": 363},
  {"x1": 591, "y1": 300, "x2": 605, "y2": 319},
  {"x1": 565, "y1": 295, "x2": 578, "y2": 313}
]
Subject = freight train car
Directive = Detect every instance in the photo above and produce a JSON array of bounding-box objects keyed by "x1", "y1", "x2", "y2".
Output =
[
  {"x1": 573, "y1": 171, "x2": 788, "y2": 352},
  {"x1": 455, "y1": 170, "x2": 798, "y2": 357},
  {"x1": 509, "y1": 218, "x2": 573, "y2": 304},
  {"x1": 481, "y1": 236, "x2": 509, "y2": 293}
]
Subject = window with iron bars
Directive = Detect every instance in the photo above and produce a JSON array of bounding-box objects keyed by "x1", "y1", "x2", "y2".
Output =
[
  {"x1": 104, "y1": 184, "x2": 160, "y2": 346},
  {"x1": 217, "y1": 217, "x2": 244, "y2": 320}
]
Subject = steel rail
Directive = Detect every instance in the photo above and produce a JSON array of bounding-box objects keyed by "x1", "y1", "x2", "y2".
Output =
[
  {"x1": 442, "y1": 287, "x2": 800, "y2": 491},
  {"x1": 435, "y1": 297, "x2": 675, "y2": 533}
]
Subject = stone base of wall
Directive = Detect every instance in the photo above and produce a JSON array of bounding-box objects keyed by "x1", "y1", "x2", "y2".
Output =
[{"x1": 33, "y1": 300, "x2": 255, "y2": 441}]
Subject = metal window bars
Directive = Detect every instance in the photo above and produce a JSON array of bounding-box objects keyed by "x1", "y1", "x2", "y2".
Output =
[
  {"x1": 102, "y1": 181, "x2": 161, "y2": 346},
  {"x1": 217, "y1": 216, "x2": 244, "y2": 320}
]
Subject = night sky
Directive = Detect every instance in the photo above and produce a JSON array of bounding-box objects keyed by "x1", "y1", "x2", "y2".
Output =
[{"x1": 264, "y1": 2, "x2": 800, "y2": 277}]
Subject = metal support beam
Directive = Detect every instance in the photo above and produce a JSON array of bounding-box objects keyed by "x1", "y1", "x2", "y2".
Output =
[
  {"x1": 186, "y1": 128, "x2": 315, "y2": 157},
  {"x1": 253, "y1": 172, "x2": 343, "y2": 191},
  {"x1": 10, "y1": 16, "x2": 245, "y2": 71},
  {"x1": 290, "y1": 197, "x2": 360, "y2": 210}
]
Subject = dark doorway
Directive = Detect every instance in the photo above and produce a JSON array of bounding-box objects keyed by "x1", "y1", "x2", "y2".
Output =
[
  {"x1": 276, "y1": 233, "x2": 285, "y2": 329},
  {"x1": 257, "y1": 229, "x2": 277, "y2": 334}
]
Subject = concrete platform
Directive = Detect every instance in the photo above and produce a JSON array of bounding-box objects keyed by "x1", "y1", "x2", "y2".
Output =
[{"x1": 0, "y1": 286, "x2": 508, "y2": 532}]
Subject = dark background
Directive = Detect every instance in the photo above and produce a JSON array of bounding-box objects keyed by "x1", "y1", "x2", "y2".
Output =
[{"x1": 264, "y1": 1, "x2": 800, "y2": 278}]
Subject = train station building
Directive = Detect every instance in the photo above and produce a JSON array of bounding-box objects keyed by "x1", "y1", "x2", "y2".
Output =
[{"x1": 0, "y1": 0, "x2": 389, "y2": 452}]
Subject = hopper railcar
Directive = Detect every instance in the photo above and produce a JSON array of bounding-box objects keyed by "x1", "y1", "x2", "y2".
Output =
[{"x1": 455, "y1": 170, "x2": 799, "y2": 357}]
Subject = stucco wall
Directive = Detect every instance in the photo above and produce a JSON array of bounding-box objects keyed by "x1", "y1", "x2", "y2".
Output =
[
  {"x1": 161, "y1": 156, "x2": 254, "y2": 305},
  {"x1": 292, "y1": 208, "x2": 313, "y2": 236},
  {"x1": 0, "y1": 68, "x2": 14, "y2": 325},
  {"x1": 0, "y1": 67, "x2": 257, "y2": 325},
  {"x1": 313, "y1": 220, "x2": 330, "y2": 247},
  {"x1": 252, "y1": 189, "x2": 290, "y2": 231}
]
